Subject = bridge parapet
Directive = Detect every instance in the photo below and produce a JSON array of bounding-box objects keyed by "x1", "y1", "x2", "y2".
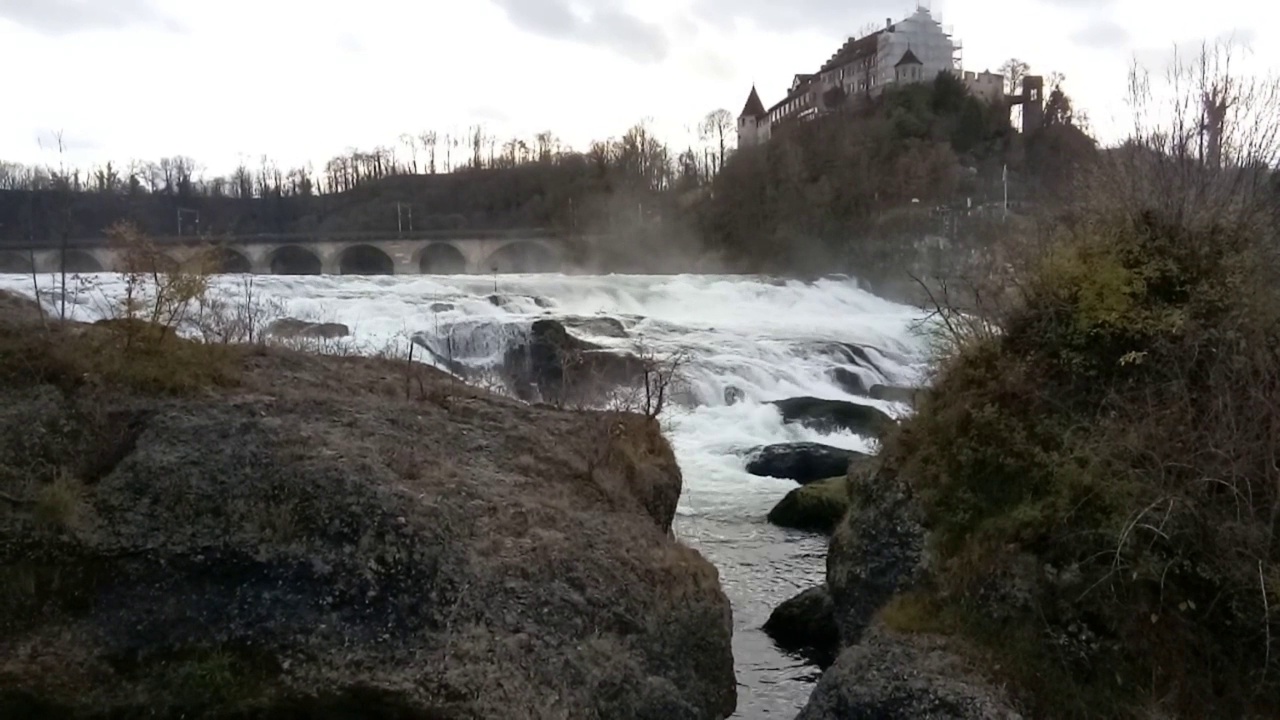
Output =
[{"x1": 9, "y1": 232, "x2": 579, "y2": 276}]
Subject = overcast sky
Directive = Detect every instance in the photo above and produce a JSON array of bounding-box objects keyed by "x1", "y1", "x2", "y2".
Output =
[{"x1": 1, "y1": 0, "x2": 1273, "y2": 175}]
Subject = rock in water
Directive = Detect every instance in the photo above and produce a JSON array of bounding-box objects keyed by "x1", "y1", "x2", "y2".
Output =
[
  {"x1": 562, "y1": 315, "x2": 629, "y2": 339},
  {"x1": 266, "y1": 317, "x2": 351, "y2": 339},
  {"x1": 870, "y1": 384, "x2": 919, "y2": 405},
  {"x1": 0, "y1": 335, "x2": 736, "y2": 719},
  {"x1": 828, "y1": 367, "x2": 870, "y2": 397},
  {"x1": 745, "y1": 443, "x2": 867, "y2": 484},
  {"x1": 767, "y1": 476, "x2": 850, "y2": 534},
  {"x1": 763, "y1": 585, "x2": 839, "y2": 668},
  {"x1": 770, "y1": 397, "x2": 895, "y2": 437},
  {"x1": 724, "y1": 386, "x2": 745, "y2": 406},
  {"x1": 504, "y1": 319, "x2": 645, "y2": 405}
]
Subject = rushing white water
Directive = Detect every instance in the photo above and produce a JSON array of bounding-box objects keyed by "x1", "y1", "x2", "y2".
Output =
[{"x1": 0, "y1": 270, "x2": 932, "y2": 718}]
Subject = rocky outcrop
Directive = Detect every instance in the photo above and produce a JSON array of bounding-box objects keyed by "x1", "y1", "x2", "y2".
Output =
[
  {"x1": 770, "y1": 397, "x2": 895, "y2": 438},
  {"x1": 561, "y1": 315, "x2": 629, "y2": 339},
  {"x1": 828, "y1": 368, "x2": 870, "y2": 397},
  {"x1": 870, "y1": 384, "x2": 919, "y2": 405},
  {"x1": 0, "y1": 316, "x2": 736, "y2": 719},
  {"x1": 762, "y1": 585, "x2": 839, "y2": 669},
  {"x1": 794, "y1": 460, "x2": 1022, "y2": 719},
  {"x1": 503, "y1": 319, "x2": 646, "y2": 404},
  {"x1": 266, "y1": 317, "x2": 351, "y2": 340},
  {"x1": 767, "y1": 476, "x2": 850, "y2": 534},
  {"x1": 746, "y1": 443, "x2": 867, "y2": 484}
]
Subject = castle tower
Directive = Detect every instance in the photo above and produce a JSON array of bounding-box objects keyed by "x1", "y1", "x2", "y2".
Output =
[
  {"x1": 737, "y1": 86, "x2": 767, "y2": 149},
  {"x1": 1021, "y1": 75, "x2": 1045, "y2": 132}
]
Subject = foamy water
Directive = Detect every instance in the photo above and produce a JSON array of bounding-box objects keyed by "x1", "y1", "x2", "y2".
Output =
[{"x1": 1, "y1": 270, "x2": 931, "y2": 718}]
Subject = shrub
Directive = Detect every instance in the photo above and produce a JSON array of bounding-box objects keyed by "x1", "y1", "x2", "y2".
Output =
[{"x1": 889, "y1": 43, "x2": 1280, "y2": 718}]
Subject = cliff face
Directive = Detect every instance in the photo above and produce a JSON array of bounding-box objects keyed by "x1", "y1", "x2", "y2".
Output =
[{"x1": 0, "y1": 295, "x2": 736, "y2": 719}]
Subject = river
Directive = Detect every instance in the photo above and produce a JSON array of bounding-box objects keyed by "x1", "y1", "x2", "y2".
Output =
[{"x1": 0, "y1": 271, "x2": 931, "y2": 718}]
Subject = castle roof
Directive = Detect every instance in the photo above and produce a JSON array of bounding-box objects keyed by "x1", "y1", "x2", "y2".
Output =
[
  {"x1": 819, "y1": 31, "x2": 883, "y2": 73},
  {"x1": 739, "y1": 85, "x2": 766, "y2": 119},
  {"x1": 895, "y1": 49, "x2": 923, "y2": 67}
]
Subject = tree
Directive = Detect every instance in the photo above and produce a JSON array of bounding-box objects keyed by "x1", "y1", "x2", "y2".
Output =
[
  {"x1": 999, "y1": 58, "x2": 1030, "y2": 96},
  {"x1": 700, "y1": 109, "x2": 733, "y2": 175}
]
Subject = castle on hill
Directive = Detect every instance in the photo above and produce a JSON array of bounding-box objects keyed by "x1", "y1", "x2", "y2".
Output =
[{"x1": 737, "y1": 6, "x2": 1042, "y2": 148}]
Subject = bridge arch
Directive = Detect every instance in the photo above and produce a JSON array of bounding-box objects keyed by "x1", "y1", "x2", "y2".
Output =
[
  {"x1": 417, "y1": 243, "x2": 467, "y2": 274},
  {"x1": 484, "y1": 240, "x2": 559, "y2": 274},
  {"x1": 60, "y1": 250, "x2": 104, "y2": 274},
  {"x1": 209, "y1": 247, "x2": 252, "y2": 274},
  {"x1": 338, "y1": 245, "x2": 395, "y2": 275},
  {"x1": 0, "y1": 252, "x2": 33, "y2": 274},
  {"x1": 268, "y1": 246, "x2": 323, "y2": 275}
]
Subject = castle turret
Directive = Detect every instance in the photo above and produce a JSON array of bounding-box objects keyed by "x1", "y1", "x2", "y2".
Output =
[{"x1": 737, "y1": 86, "x2": 767, "y2": 149}]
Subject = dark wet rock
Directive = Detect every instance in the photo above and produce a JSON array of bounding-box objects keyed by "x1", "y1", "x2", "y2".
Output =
[
  {"x1": 745, "y1": 443, "x2": 867, "y2": 484},
  {"x1": 763, "y1": 585, "x2": 839, "y2": 669},
  {"x1": 561, "y1": 315, "x2": 628, "y2": 339},
  {"x1": 503, "y1": 319, "x2": 645, "y2": 404},
  {"x1": 0, "y1": 327, "x2": 737, "y2": 719},
  {"x1": 797, "y1": 623, "x2": 1023, "y2": 720},
  {"x1": 266, "y1": 318, "x2": 351, "y2": 340},
  {"x1": 770, "y1": 397, "x2": 895, "y2": 437},
  {"x1": 870, "y1": 384, "x2": 919, "y2": 405},
  {"x1": 723, "y1": 386, "x2": 745, "y2": 406},
  {"x1": 487, "y1": 294, "x2": 553, "y2": 309},
  {"x1": 767, "y1": 476, "x2": 850, "y2": 534},
  {"x1": 828, "y1": 367, "x2": 870, "y2": 397},
  {"x1": 428, "y1": 302, "x2": 455, "y2": 313}
]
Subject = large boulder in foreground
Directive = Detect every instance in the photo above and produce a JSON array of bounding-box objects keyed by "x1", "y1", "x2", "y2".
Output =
[
  {"x1": 0, "y1": 318, "x2": 736, "y2": 719},
  {"x1": 746, "y1": 443, "x2": 867, "y2": 484},
  {"x1": 770, "y1": 397, "x2": 895, "y2": 437}
]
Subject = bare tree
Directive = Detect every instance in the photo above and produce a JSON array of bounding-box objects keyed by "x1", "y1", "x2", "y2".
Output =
[
  {"x1": 700, "y1": 109, "x2": 733, "y2": 175},
  {"x1": 999, "y1": 58, "x2": 1031, "y2": 96}
]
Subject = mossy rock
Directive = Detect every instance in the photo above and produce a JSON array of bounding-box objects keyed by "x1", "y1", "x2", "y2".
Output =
[{"x1": 767, "y1": 476, "x2": 849, "y2": 534}]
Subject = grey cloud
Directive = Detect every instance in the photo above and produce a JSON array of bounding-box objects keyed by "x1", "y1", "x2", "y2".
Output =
[
  {"x1": 688, "y1": 0, "x2": 903, "y2": 33},
  {"x1": 489, "y1": 0, "x2": 669, "y2": 63},
  {"x1": 0, "y1": 0, "x2": 183, "y2": 35},
  {"x1": 1071, "y1": 19, "x2": 1130, "y2": 49}
]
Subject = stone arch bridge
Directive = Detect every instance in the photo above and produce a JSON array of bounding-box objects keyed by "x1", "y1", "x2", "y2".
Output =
[{"x1": 0, "y1": 231, "x2": 573, "y2": 276}]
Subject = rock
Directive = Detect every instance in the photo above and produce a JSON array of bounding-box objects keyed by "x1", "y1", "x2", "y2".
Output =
[
  {"x1": 828, "y1": 367, "x2": 870, "y2": 396},
  {"x1": 745, "y1": 443, "x2": 868, "y2": 484},
  {"x1": 488, "y1": 294, "x2": 553, "y2": 309},
  {"x1": 763, "y1": 585, "x2": 839, "y2": 668},
  {"x1": 797, "y1": 623, "x2": 1023, "y2": 720},
  {"x1": 870, "y1": 384, "x2": 919, "y2": 405},
  {"x1": 827, "y1": 461, "x2": 926, "y2": 644},
  {"x1": 561, "y1": 315, "x2": 629, "y2": 339},
  {"x1": 767, "y1": 476, "x2": 850, "y2": 534},
  {"x1": 770, "y1": 397, "x2": 895, "y2": 437},
  {"x1": 266, "y1": 317, "x2": 351, "y2": 340},
  {"x1": 0, "y1": 329, "x2": 736, "y2": 719},
  {"x1": 503, "y1": 319, "x2": 645, "y2": 405},
  {"x1": 428, "y1": 302, "x2": 455, "y2": 313},
  {"x1": 723, "y1": 386, "x2": 745, "y2": 406}
]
